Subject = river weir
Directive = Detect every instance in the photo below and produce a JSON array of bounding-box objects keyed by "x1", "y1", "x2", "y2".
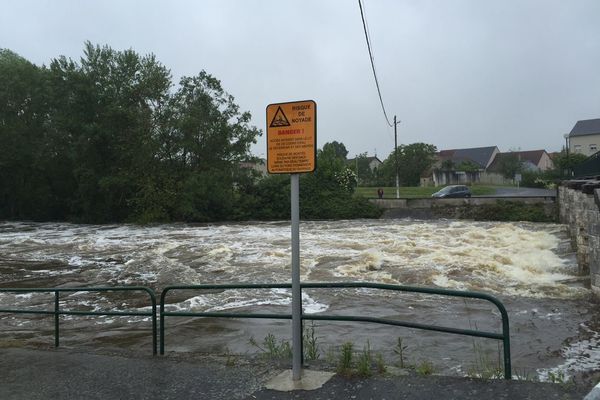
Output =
[{"x1": 0, "y1": 220, "x2": 597, "y2": 381}]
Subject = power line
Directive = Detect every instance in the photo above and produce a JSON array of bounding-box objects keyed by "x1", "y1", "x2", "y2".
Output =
[{"x1": 358, "y1": 0, "x2": 393, "y2": 128}]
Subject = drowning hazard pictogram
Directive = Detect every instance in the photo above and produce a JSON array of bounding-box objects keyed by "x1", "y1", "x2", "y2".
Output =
[{"x1": 269, "y1": 106, "x2": 291, "y2": 127}]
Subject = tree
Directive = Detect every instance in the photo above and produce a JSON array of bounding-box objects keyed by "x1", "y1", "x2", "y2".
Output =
[
  {"x1": 552, "y1": 150, "x2": 588, "y2": 176},
  {"x1": 0, "y1": 44, "x2": 382, "y2": 222},
  {"x1": 497, "y1": 153, "x2": 523, "y2": 180},
  {"x1": 456, "y1": 160, "x2": 480, "y2": 172},
  {"x1": 47, "y1": 42, "x2": 174, "y2": 222},
  {"x1": 440, "y1": 159, "x2": 455, "y2": 171},
  {"x1": 322, "y1": 141, "x2": 348, "y2": 160},
  {"x1": 0, "y1": 49, "x2": 55, "y2": 220},
  {"x1": 300, "y1": 142, "x2": 376, "y2": 218},
  {"x1": 381, "y1": 143, "x2": 437, "y2": 186},
  {"x1": 1, "y1": 43, "x2": 261, "y2": 223},
  {"x1": 236, "y1": 141, "x2": 379, "y2": 220},
  {"x1": 350, "y1": 152, "x2": 382, "y2": 186},
  {"x1": 164, "y1": 71, "x2": 260, "y2": 221}
]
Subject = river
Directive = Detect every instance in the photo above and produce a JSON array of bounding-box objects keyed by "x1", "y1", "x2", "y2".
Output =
[{"x1": 0, "y1": 220, "x2": 597, "y2": 381}]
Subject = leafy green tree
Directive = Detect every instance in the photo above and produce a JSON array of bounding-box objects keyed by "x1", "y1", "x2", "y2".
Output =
[
  {"x1": 497, "y1": 153, "x2": 523, "y2": 180},
  {"x1": 0, "y1": 44, "x2": 381, "y2": 223},
  {"x1": 46, "y1": 42, "x2": 174, "y2": 222},
  {"x1": 161, "y1": 71, "x2": 260, "y2": 221},
  {"x1": 322, "y1": 141, "x2": 348, "y2": 160},
  {"x1": 552, "y1": 150, "x2": 588, "y2": 176},
  {"x1": 440, "y1": 159, "x2": 455, "y2": 171},
  {"x1": 300, "y1": 143, "x2": 374, "y2": 218},
  {"x1": 0, "y1": 49, "x2": 56, "y2": 220},
  {"x1": 381, "y1": 143, "x2": 437, "y2": 186},
  {"x1": 350, "y1": 152, "x2": 378, "y2": 186},
  {"x1": 1, "y1": 43, "x2": 261, "y2": 223},
  {"x1": 456, "y1": 160, "x2": 480, "y2": 172},
  {"x1": 240, "y1": 142, "x2": 379, "y2": 220}
]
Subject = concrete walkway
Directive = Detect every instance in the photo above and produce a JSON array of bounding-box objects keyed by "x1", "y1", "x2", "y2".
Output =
[{"x1": 0, "y1": 348, "x2": 591, "y2": 400}]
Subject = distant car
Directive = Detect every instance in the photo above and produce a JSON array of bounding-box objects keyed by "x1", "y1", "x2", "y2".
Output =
[{"x1": 431, "y1": 185, "x2": 472, "y2": 198}]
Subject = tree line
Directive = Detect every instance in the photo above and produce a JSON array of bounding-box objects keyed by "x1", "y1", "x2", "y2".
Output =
[
  {"x1": 347, "y1": 142, "x2": 438, "y2": 187},
  {"x1": 0, "y1": 43, "x2": 381, "y2": 223}
]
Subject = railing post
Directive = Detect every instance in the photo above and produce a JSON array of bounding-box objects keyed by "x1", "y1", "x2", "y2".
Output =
[
  {"x1": 160, "y1": 290, "x2": 166, "y2": 355},
  {"x1": 502, "y1": 311, "x2": 512, "y2": 380},
  {"x1": 300, "y1": 313, "x2": 304, "y2": 366},
  {"x1": 147, "y1": 289, "x2": 157, "y2": 356},
  {"x1": 54, "y1": 290, "x2": 59, "y2": 348}
]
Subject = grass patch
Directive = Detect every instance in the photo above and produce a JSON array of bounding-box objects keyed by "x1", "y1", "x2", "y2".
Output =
[
  {"x1": 248, "y1": 333, "x2": 292, "y2": 360},
  {"x1": 303, "y1": 321, "x2": 320, "y2": 361},
  {"x1": 356, "y1": 185, "x2": 497, "y2": 198},
  {"x1": 415, "y1": 360, "x2": 435, "y2": 375},
  {"x1": 467, "y1": 341, "x2": 504, "y2": 379},
  {"x1": 337, "y1": 342, "x2": 354, "y2": 376},
  {"x1": 356, "y1": 342, "x2": 373, "y2": 377}
]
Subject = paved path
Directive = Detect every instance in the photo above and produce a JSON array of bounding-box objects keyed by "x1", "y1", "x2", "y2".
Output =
[{"x1": 0, "y1": 348, "x2": 591, "y2": 400}]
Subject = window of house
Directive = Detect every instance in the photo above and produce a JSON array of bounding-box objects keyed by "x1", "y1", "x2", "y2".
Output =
[
  {"x1": 590, "y1": 144, "x2": 598, "y2": 152},
  {"x1": 574, "y1": 144, "x2": 582, "y2": 153}
]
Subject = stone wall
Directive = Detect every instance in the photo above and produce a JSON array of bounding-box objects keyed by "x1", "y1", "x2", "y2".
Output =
[
  {"x1": 372, "y1": 196, "x2": 556, "y2": 220},
  {"x1": 558, "y1": 185, "x2": 600, "y2": 295}
]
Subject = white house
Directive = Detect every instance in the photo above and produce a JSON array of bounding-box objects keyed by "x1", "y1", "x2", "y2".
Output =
[{"x1": 569, "y1": 118, "x2": 600, "y2": 157}]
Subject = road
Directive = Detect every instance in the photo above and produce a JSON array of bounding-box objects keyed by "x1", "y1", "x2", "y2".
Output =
[{"x1": 0, "y1": 348, "x2": 591, "y2": 400}]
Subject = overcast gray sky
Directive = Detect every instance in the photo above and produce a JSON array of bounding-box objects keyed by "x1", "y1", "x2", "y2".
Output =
[{"x1": 2, "y1": 0, "x2": 599, "y2": 159}]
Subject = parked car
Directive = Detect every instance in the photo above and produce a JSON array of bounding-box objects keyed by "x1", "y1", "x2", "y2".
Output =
[{"x1": 431, "y1": 185, "x2": 472, "y2": 198}]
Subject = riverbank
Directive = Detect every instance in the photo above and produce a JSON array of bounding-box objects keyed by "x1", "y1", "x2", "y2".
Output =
[
  {"x1": 373, "y1": 196, "x2": 557, "y2": 222},
  {"x1": 0, "y1": 347, "x2": 590, "y2": 400}
]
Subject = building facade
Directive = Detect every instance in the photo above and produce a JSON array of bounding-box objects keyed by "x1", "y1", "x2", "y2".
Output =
[{"x1": 569, "y1": 118, "x2": 600, "y2": 157}]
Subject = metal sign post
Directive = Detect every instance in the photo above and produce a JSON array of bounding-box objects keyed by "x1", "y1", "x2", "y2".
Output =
[
  {"x1": 266, "y1": 100, "x2": 317, "y2": 381},
  {"x1": 290, "y1": 173, "x2": 301, "y2": 380}
]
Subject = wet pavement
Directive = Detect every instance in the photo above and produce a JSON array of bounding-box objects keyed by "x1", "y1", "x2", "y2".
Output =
[{"x1": 0, "y1": 347, "x2": 591, "y2": 400}]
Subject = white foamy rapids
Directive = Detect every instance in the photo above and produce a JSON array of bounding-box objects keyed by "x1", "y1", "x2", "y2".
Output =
[
  {"x1": 307, "y1": 221, "x2": 583, "y2": 298},
  {"x1": 333, "y1": 250, "x2": 393, "y2": 282},
  {"x1": 537, "y1": 323, "x2": 600, "y2": 382},
  {"x1": 165, "y1": 289, "x2": 328, "y2": 314},
  {"x1": 0, "y1": 220, "x2": 584, "y2": 298}
]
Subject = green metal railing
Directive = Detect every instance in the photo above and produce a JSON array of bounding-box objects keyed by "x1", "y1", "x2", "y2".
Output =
[
  {"x1": 0, "y1": 287, "x2": 157, "y2": 355},
  {"x1": 160, "y1": 282, "x2": 512, "y2": 379}
]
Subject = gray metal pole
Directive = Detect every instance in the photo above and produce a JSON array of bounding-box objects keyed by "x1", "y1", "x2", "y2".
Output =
[
  {"x1": 394, "y1": 115, "x2": 399, "y2": 199},
  {"x1": 291, "y1": 173, "x2": 302, "y2": 380}
]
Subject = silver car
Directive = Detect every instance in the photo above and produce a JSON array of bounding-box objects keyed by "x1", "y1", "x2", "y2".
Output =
[{"x1": 431, "y1": 185, "x2": 472, "y2": 198}]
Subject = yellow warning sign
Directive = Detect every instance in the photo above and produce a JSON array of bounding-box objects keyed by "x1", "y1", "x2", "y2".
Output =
[
  {"x1": 269, "y1": 106, "x2": 291, "y2": 127},
  {"x1": 266, "y1": 100, "x2": 316, "y2": 174}
]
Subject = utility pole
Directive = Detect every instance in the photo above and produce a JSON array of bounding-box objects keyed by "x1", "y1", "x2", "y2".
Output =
[
  {"x1": 355, "y1": 157, "x2": 359, "y2": 189},
  {"x1": 564, "y1": 134, "x2": 570, "y2": 178},
  {"x1": 394, "y1": 116, "x2": 400, "y2": 199}
]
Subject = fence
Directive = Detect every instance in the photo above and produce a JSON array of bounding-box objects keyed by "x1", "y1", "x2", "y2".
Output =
[
  {"x1": 160, "y1": 282, "x2": 512, "y2": 379},
  {"x1": 0, "y1": 286, "x2": 157, "y2": 354},
  {"x1": 0, "y1": 283, "x2": 512, "y2": 379}
]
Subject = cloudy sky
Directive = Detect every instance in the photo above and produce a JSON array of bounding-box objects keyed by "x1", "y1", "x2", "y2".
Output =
[{"x1": 2, "y1": 0, "x2": 599, "y2": 159}]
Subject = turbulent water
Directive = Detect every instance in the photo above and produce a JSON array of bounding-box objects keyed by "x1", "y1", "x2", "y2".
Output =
[{"x1": 0, "y1": 220, "x2": 598, "y2": 381}]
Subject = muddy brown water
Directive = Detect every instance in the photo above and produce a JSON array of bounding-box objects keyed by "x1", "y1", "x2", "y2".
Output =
[{"x1": 0, "y1": 220, "x2": 598, "y2": 381}]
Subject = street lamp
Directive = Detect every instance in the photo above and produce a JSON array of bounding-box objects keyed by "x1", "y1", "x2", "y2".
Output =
[{"x1": 563, "y1": 134, "x2": 570, "y2": 178}]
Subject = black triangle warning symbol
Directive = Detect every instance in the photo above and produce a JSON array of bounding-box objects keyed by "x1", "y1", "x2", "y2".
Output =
[{"x1": 270, "y1": 106, "x2": 291, "y2": 127}]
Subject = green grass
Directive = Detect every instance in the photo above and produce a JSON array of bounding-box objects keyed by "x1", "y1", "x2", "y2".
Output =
[{"x1": 356, "y1": 185, "x2": 497, "y2": 198}]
